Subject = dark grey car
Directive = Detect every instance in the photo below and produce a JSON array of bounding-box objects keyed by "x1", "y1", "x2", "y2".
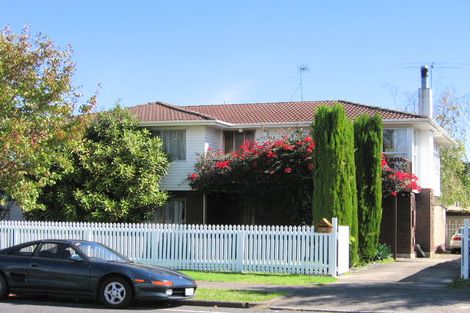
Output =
[{"x1": 0, "y1": 239, "x2": 197, "y2": 308}]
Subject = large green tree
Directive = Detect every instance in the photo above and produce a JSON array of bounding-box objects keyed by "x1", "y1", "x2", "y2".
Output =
[
  {"x1": 433, "y1": 88, "x2": 470, "y2": 207},
  {"x1": 0, "y1": 27, "x2": 93, "y2": 213},
  {"x1": 312, "y1": 104, "x2": 358, "y2": 264},
  {"x1": 354, "y1": 114, "x2": 383, "y2": 261},
  {"x1": 440, "y1": 143, "x2": 470, "y2": 207},
  {"x1": 30, "y1": 107, "x2": 169, "y2": 222}
]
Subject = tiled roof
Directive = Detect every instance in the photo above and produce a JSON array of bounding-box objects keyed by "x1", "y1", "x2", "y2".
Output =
[
  {"x1": 129, "y1": 100, "x2": 424, "y2": 125},
  {"x1": 128, "y1": 101, "x2": 214, "y2": 122}
]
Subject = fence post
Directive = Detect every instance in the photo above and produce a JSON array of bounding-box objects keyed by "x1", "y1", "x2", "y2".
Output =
[
  {"x1": 329, "y1": 218, "x2": 338, "y2": 278},
  {"x1": 236, "y1": 227, "x2": 245, "y2": 272},
  {"x1": 13, "y1": 221, "x2": 20, "y2": 246},
  {"x1": 462, "y1": 219, "x2": 469, "y2": 279}
]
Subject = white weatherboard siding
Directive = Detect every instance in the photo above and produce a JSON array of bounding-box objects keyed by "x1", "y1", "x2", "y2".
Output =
[
  {"x1": 160, "y1": 126, "x2": 205, "y2": 191},
  {"x1": 205, "y1": 126, "x2": 222, "y2": 152},
  {"x1": 159, "y1": 126, "x2": 223, "y2": 191},
  {"x1": 155, "y1": 123, "x2": 441, "y2": 195},
  {"x1": 414, "y1": 128, "x2": 440, "y2": 195}
]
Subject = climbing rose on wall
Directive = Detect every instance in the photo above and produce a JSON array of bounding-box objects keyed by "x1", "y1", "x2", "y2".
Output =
[{"x1": 382, "y1": 155, "x2": 421, "y2": 197}]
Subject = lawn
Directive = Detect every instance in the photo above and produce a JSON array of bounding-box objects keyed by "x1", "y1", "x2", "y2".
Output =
[
  {"x1": 194, "y1": 288, "x2": 285, "y2": 302},
  {"x1": 181, "y1": 271, "x2": 336, "y2": 285}
]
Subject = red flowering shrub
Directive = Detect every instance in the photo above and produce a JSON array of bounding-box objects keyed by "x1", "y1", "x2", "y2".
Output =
[
  {"x1": 382, "y1": 155, "x2": 421, "y2": 197},
  {"x1": 187, "y1": 132, "x2": 315, "y2": 224},
  {"x1": 215, "y1": 160, "x2": 231, "y2": 169},
  {"x1": 188, "y1": 132, "x2": 315, "y2": 194}
]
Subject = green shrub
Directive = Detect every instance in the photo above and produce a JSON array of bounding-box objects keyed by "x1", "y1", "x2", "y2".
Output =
[{"x1": 375, "y1": 243, "x2": 392, "y2": 260}]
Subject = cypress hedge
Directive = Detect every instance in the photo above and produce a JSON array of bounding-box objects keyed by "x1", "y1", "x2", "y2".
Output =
[
  {"x1": 312, "y1": 104, "x2": 359, "y2": 265},
  {"x1": 354, "y1": 114, "x2": 383, "y2": 262}
]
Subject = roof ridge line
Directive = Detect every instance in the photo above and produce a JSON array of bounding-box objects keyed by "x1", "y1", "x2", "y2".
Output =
[
  {"x1": 183, "y1": 100, "x2": 424, "y2": 118},
  {"x1": 135, "y1": 101, "x2": 216, "y2": 120},
  {"x1": 183, "y1": 100, "x2": 337, "y2": 108},
  {"x1": 336, "y1": 100, "x2": 424, "y2": 118}
]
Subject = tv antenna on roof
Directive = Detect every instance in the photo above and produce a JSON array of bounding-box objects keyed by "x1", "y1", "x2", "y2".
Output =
[
  {"x1": 289, "y1": 64, "x2": 310, "y2": 101},
  {"x1": 299, "y1": 64, "x2": 309, "y2": 101},
  {"x1": 399, "y1": 62, "x2": 467, "y2": 87}
]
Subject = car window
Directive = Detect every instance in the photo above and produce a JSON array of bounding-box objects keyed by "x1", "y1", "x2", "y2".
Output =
[
  {"x1": 36, "y1": 243, "x2": 75, "y2": 260},
  {"x1": 8, "y1": 243, "x2": 38, "y2": 257}
]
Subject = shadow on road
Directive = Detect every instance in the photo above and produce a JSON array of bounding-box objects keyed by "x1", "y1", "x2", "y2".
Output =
[
  {"x1": 4, "y1": 295, "x2": 185, "y2": 311},
  {"x1": 399, "y1": 258, "x2": 460, "y2": 284},
  {"x1": 263, "y1": 257, "x2": 469, "y2": 312}
]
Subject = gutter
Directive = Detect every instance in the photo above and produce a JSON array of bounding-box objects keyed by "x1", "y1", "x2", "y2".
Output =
[
  {"x1": 139, "y1": 118, "x2": 456, "y2": 146},
  {"x1": 139, "y1": 120, "x2": 311, "y2": 129},
  {"x1": 139, "y1": 119, "x2": 232, "y2": 128},
  {"x1": 381, "y1": 118, "x2": 456, "y2": 146}
]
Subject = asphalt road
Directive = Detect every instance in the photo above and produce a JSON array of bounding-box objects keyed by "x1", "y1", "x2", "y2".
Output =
[
  {"x1": 0, "y1": 297, "x2": 304, "y2": 313},
  {"x1": 1, "y1": 255, "x2": 464, "y2": 313}
]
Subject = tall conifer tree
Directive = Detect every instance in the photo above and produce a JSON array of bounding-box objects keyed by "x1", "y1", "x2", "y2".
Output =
[
  {"x1": 312, "y1": 104, "x2": 358, "y2": 264},
  {"x1": 354, "y1": 114, "x2": 383, "y2": 261}
]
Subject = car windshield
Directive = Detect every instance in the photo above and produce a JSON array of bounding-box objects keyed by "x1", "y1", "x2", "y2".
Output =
[
  {"x1": 74, "y1": 242, "x2": 129, "y2": 262},
  {"x1": 456, "y1": 228, "x2": 470, "y2": 235}
]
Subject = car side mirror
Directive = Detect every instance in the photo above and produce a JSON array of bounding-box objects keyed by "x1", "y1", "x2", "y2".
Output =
[{"x1": 70, "y1": 253, "x2": 83, "y2": 262}]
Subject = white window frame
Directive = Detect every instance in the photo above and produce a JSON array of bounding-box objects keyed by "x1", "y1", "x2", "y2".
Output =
[
  {"x1": 223, "y1": 130, "x2": 255, "y2": 153},
  {"x1": 383, "y1": 128, "x2": 408, "y2": 159},
  {"x1": 151, "y1": 129, "x2": 186, "y2": 161}
]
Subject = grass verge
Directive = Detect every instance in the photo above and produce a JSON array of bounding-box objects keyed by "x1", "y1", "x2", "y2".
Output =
[
  {"x1": 181, "y1": 271, "x2": 336, "y2": 285},
  {"x1": 449, "y1": 278, "x2": 470, "y2": 289},
  {"x1": 194, "y1": 288, "x2": 284, "y2": 302}
]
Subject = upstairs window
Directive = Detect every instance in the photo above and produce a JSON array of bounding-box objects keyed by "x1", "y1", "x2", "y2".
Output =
[
  {"x1": 383, "y1": 128, "x2": 407, "y2": 159},
  {"x1": 152, "y1": 130, "x2": 186, "y2": 161},
  {"x1": 224, "y1": 130, "x2": 255, "y2": 153}
]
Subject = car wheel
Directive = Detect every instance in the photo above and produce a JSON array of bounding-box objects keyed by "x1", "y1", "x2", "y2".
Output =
[
  {"x1": 451, "y1": 248, "x2": 460, "y2": 254},
  {"x1": 100, "y1": 277, "x2": 133, "y2": 308},
  {"x1": 0, "y1": 274, "x2": 9, "y2": 300}
]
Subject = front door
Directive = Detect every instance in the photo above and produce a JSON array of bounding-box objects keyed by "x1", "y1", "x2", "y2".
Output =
[{"x1": 27, "y1": 242, "x2": 91, "y2": 294}]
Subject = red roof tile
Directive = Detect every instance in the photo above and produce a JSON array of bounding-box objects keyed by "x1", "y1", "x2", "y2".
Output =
[
  {"x1": 128, "y1": 102, "x2": 214, "y2": 122},
  {"x1": 129, "y1": 100, "x2": 423, "y2": 124}
]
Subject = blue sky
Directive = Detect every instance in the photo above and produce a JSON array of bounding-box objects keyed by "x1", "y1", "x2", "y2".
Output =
[{"x1": 2, "y1": 1, "x2": 470, "y2": 114}]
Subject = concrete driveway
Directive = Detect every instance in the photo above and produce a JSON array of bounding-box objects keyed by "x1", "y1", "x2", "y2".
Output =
[{"x1": 269, "y1": 254, "x2": 469, "y2": 313}]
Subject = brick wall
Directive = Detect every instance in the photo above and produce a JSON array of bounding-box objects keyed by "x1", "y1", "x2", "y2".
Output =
[
  {"x1": 380, "y1": 193, "x2": 416, "y2": 258},
  {"x1": 415, "y1": 189, "x2": 433, "y2": 255}
]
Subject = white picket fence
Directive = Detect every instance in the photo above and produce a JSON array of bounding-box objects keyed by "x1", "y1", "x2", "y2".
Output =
[
  {"x1": 461, "y1": 219, "x2": 469, "y2": 279},
  {"x1": 0, "y1": 218, "x2": 349, "y2": 277}
]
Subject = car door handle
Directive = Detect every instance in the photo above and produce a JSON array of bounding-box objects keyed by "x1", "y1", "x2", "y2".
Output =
[{"x1": 29, "y1": 263, "x2": 40, "y2": 268}]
